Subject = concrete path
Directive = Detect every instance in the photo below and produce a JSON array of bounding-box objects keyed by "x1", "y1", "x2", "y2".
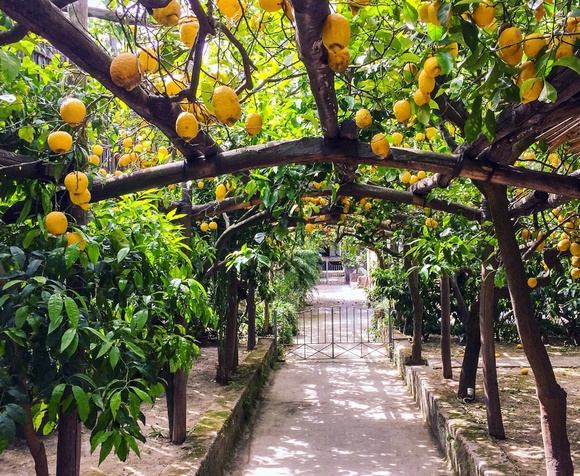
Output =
[{"x1": 225, "y1": 286, "x2": 450, "y2": 476}]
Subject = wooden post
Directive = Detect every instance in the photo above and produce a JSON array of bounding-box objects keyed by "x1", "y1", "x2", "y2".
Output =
[
  {"x1": 216, "y1": 270, "x2": 239, "y2": 385},
  {"x1": 247, "y1": 284, "x2": 256, "y2": 351},
  {"x1": 440, "y1": 271, "x2": 452, "y2": 379},
  {"x1": 404, "y1": 255, "x2": 423, "y2": 364},
  {"x1": 480, "y1": 241, "x2": 505, "y2": 439},
  {"x1": 56, "y1": 398, "x2": 81, "y2": 476}
]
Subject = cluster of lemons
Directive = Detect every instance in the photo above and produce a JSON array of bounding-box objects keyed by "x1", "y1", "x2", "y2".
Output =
[{"x1": 108, "y1": 0, "x2": 266, "y2": 145}]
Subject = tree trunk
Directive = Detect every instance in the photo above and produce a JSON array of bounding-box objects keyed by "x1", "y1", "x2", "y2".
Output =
[
  {"x1": 440, "y1": 271, "x2": 452, "y2": 379},
  {"x1": 457, "y1": 302, "x2": 481, "y2": 399},
  {"x1": 20, "y1": 403, "x2": 49, "y2": 476},
  {"x1": 162, "y1": 365, "x2": 174, "y2": 436},
  {"x1": 247, "y1": 284, "x2": 256, "y2": 351},
  {"x1": 404, "y1": 256, "x2": 423, "y2": 364},
  {"x1": 480, "y1": 242, "x2": 506, "y2": 439},
  {"x1": 216, "y1": 271, "x2": 238, "y2": 385},
  {"x1": 263, "y1": 298, "x2": 270, "y2": 334},
  {"x1": 56, "y1": 405, "x2": 81, "y2": 476},
  {"x1": 484, "y1": 182, "x2": 573, "y2": 475}
]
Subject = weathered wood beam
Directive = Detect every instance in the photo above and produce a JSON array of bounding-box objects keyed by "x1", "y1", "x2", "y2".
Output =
[
  {"x1": 292, "y1": 0, "x2": 339, "y2": 139},
  {"x1": 409, "y1": 173, "x2": 452, "y2": 195},
  {"x1": 87, "y1": 138, "x2": 580, "y2": 202},
  {"x1": 0, "y1": 150, "x2": 56, "y2": 179},
  {"x1": 0, "y1": 0, "x2": 219, "y2": 159},
  {"x1": 466, "y1": 58, "x2": 580, "y2": 165},
  {"x1": 339, "y1": 182, "x2": 482, "y2": 222}
]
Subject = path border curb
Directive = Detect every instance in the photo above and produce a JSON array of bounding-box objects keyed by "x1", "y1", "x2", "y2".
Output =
[
  {"x1": 393, "y1": 340, "x2": 518, "y2": 476},
  {"x1": 162, "y1": 337, "x2": 276, "y2": 476}
]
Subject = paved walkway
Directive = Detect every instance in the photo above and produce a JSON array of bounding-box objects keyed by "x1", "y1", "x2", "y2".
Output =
[{"x1": 225, "y1": 286, "x2": 450, "y2": 476}]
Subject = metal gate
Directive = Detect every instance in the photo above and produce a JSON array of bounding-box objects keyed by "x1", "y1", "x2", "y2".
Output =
[{"x1": 280, "y1": 306, "x2": 388, "y2": 360}]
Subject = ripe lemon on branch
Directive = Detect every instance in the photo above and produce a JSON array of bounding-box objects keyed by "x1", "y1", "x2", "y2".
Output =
[
  {"x1": 258, "y1": 0, "x2": 282, "y2": 12},
  {"x1": 64, "y1": 171, "x2": 89, "y2": 194},
  {"x1": 60, "y1": 98, "x2": 86, "y2": 127},
  {"x1": 393, "y1": 100, "x2": 411, "y2": 123},
  {"x1": 138, "y1": 47, "x2": 159, "y2": 74},
  {"x1": 46, "y1": 211, "x2": 68, "y2": 235},
  {"x1": 216, "y1": 183, "x2": 227, "y2": 202},
  {"x1": 322, "y1": 13, "x2": 350, "y2": 49},
  {"x1": 176, "y1": 112, "x2": 200, "y2": 142},
  {"x1": 212, "y1": 86, "x2": 241, "y2": 126},
  {"x1": 371, "y1": 133, "x2": 390, "y2": 158},
  {"x1": 245, "y1": 113, "x2": 263, "y2": 135},
  {"x1": 66, "y1": 232, "x2": 86, "y2": 250},
  {"x1": 179, "y1": 16, "x2": 199, "y2": 48},
  {"x1": 355, "y1": 108, "x2": 372, "y2": 129},
  {"x1": 152, "y1": 0, "x2": 181, "y2": 26},
  {"x1": 48, "y1": 131, "x2": 73, "y2": 154},
  {"x1": 110, "y1": 53, "x2": 141, "y2": 91}
]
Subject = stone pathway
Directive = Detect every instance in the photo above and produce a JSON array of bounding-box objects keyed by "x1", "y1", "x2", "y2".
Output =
[{"x1": 224, "y1": 285, "x2": 450, "y2": 476}]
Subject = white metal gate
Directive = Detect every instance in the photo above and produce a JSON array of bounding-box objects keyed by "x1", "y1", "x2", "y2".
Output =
[{"x1": 280, "y1": 306, "x2": 388, "y2": 360}]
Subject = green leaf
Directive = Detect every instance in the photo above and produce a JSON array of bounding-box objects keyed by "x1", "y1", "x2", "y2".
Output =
[
  {"x1": 117, "y1": 247, "x2": 130, "y2": 263},
  {"x1": 435, "y1": 51, "x2": 454, "y2": 75},
  {"x1": 96, "y1": 340, "x2": 113, "y2": 359},
  {"x1": 16, "y1": 199, "x2": 32, "y2": 225},
  {"x1": 98, "y1": 433, "x2": 115, "y2": 465},
  {"x1": 460, "y1": 18, "x2": 479, "y2": 53},
  {"x1": 483, "y1": 109, "x2": 496, "y2": 142},
  {"x1": 0, "y1": 414, "x2": 16, "y2": 442},
  {"x1": 23, "y1": 229, "x2": 41, "y2": 249},
  {"x1": 539, "y1": 80, "x2": 557, "y2": 103},
  {"x1": 48, "y1": 294, "x2": 63, "y2": 325},
  {"x1": 109, "y1": 346, "x2": 120, "y2": 370},
  {"x1": 49, "y1": 383, "x2": 66, "y2": 421},
  {"x1": 5, "y1": 403, "x2": 26, "y2": 425},
  {"x1": 65, "y1": 245, "x2": 81, "y2": 268},
  {"x1": 17, "y1": 126, "x2": 35, "y2": 143},
  {"x1": 402, "y1": 1, "x2": 418, "y2": 26},
  {"x1": 0, "y1": 50, "x2": 21, "y2": 83},
  {"x1": 85, "y1": 243, "x2": 99, "y2": 265},
  {"x1": 426, "y1": 23, "x2": 444, "y2": 42},
  {"x1": 109, "y1": 392, "x2": 122, "y2": 420},
  {"x1": 125, "y1": 341, "x2": 145, "y2": 359},
  {"x1": 131, "y1": 387, "x2": 153, "y2": 405},
  {"x1": 553, "y1": 55, "x2": 580, "y2": 75},
  {"x1": 64, "y1": 296, "x2": 79, "y2": 328},
  {"x1": 464, "y1": 96, "x2": 482, "y2": 143},
  {"x1": 71, "y1": 385, "x2": 90, "y2": 423},
  {"x1": 131, "y1": 309, "x2": 148, "y2": 333},
  {"x1": 14, "y1": 306, "x2": 29, "y2": 329},
  {"x1": 60, "y1": 328, "x2": 77, "y2": 353}
]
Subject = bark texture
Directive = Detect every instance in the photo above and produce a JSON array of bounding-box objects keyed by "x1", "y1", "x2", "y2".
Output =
[
  {"x1": 484, "y1": 182, "x2": 573, "y2": 475},
  {"x1": 440, "y1": 272, "x2": 452, "y2": 379}
]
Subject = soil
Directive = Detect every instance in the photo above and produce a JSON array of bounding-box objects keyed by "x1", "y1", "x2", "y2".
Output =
[
  {"x1": 418, "y1": 338, "x2": 580, "y2": 476},
  {"x1": 1, "y1": 284, "x2": 579, "y2": 476}
]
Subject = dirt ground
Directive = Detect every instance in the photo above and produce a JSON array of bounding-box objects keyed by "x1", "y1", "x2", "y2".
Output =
[
  {"x1": 418, "y1": 338, "x2": 580, "y2": 476},
  {"x1": 1, "y1": 285, "x2": 579, "y2": 475}
]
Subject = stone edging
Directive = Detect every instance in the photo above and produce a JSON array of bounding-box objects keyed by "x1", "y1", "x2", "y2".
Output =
[
  {"x1": 393, "y1": 341, "x2": 519, "y2": 476},
  {"x1": 162, "y1": 337, "x2": 276, "y2": 476}
]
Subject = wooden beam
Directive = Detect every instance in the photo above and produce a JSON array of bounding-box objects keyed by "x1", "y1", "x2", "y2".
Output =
[
  {"x1": 87, "y1": 138, "x2": 580, "y2": 202},
  {"x1": 292, "y1": 0, "x2": 339, "y2": 139}
]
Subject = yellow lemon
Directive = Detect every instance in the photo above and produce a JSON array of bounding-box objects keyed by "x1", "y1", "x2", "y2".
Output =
[
  {"x1": 138, "y1": 46, "x2": 158, "y2": 73},
  {"x1": 217, "y1": 0, "x2": 243, "y2": 20},
  {"x1": 371, "y1": 133, "x2": 390, "y2": 158},
  {"x1": 393, "y1": 100, "x2": 412, "y2": 123},
  {"x1": 322, "y1": 13, "x2": 350, "y2": 49},
  {"x1": 258, "y1": 0, "x2": 282, "y2": 12},
  {"x1": 93, "y1": 144, "x2": 103, "y2": 156},
  {"x1": 209, "y1": 221, "x2": 218, "y2": 231},
  {"x1": 46, "y1": 211, "x2": 68, "y2": 235},
  {"x1": 69, "y1": 189, "x2": 91, "y2": 206},
  {"x1": 572, "y1": 267, "x2": 580, "y2": 279},
  {"x1": 200, "y1": 222, "x2": 209, "y2": 232},
  {"x1": 472, "y1": 0, "x2": 496, "y2": 28},
  {"x1": 245, "y1": 113, "x2": 263, "y2": 135},
  {"x1": 392, "y1": 132, "x2": 403, "y2": 146},
  {"x1": 216, "y1": 183, "x2": 227, "y2": 202},
  {"x1": 498, "y1": 26, "x2": 523, "y2": 57},
  {"x1": 424, "y1": 57, "x2": 442, "y2": 77},
  {"x1": 521, "y1": 368, "x2": 529, "y2": 375},
  {"x1": 523, "y1": 33, "x2": 547, "y2": 59},
  {"x1": 418, "y1": 69, "x2": 435, "y2": 94},
  {"x1": 527, "y1": 277, "x2": 537, "y2": 288},
  {"x1": 175, "y1": 112, "x2": 200, "y2": 142},
  {"x1": 60, "y1": 97, "x2": 86, "y2": 127},
  {"x1": 48, "y1": 131, "x2": 73, "y2": 154},
  {"x1": 110, "y1": 52, "x2": 141, "y2": 91},
  {"x1": 212, "y1": 86, "x2": 241, "y2": 126},
  {"x1": 521, "y1": 78, "x2": 543, "y2": 104},
  {"x1": 152, "y1": 0, "x2": 181, "y2": 26},
  {"x1": 64, "y1": 171, "x2": 89, "y2": 194},
  {"x1": 179, "y1": 16, "x2": 199, "y2": 48},
  {"x1": 355, "y1": 108, "x2": 372, "y2": 129},
  {"x1": 413, "y1": 89, "x2": 430, "y2": 107},
  {"x1": 88, "y1": 154, "x2": 100, "y2": 165},
  {"x1": 66, "y1": 232, "x2": 86, "y2": 251}
]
